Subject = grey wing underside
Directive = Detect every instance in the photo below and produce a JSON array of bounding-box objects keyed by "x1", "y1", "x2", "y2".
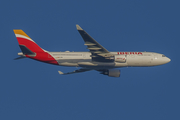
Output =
[
  {"x1": 58, "y1": 68, "x2": 108, "y2": 75},
  {"x1": 76, "y1": 24, "x2": 114, "y2": 61},
  {"x1": 58, "y1": 68, "x2": 92, "y2": 75},
  {"x1": 76, "y1": 24, "x2": 109, "y2": 54}
]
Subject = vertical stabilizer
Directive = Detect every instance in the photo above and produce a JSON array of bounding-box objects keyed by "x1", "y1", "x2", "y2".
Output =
[
  {"x1": 13, "y1": 30, "x2": 45, "y2": 53},
  {"x1": 14, "y1": 30, "x2": 59, "y2": 65}
]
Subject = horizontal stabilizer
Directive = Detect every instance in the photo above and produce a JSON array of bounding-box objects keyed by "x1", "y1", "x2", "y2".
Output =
[
  {"x1": 14, "y1": 56, "x2": 26, "y2": 60},
  {"x1": 58, "y1": 71, "x2": 64, "y2": 74}
]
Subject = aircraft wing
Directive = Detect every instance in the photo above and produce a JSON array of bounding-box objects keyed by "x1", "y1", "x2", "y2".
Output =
[
  {"x1": 76, "y1": 25, "x2": 114, "y2": 62},
  {"x1": 58, "y1": 68, "x2": 92, "y2": 75},
  {"x1": 76, "y1": 24, "x2": 109, "y2": 54}
]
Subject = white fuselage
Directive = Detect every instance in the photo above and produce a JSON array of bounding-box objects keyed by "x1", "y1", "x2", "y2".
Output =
[
  {"x1": 49, "y1": 51, "x2": 171, "y2": 68},
  {"x1": 14, "y1": 27, "x2": 171, "y2": 77}
]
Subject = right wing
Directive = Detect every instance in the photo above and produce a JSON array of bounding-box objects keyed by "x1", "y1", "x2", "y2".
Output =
[{"x1": 58, "y1": 68, "x2": 92, "y2": 75}]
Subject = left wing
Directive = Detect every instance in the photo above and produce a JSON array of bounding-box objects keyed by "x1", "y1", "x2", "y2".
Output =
[
  {"x1": 76, "y1": 24, "x2": 109, "y2": 54},
  {"x1": 58, "y1": 68, "x2": 91, "y2": 75},
  {"x1": 76, "y1": 24, "x2": 113, "y2": 62}
]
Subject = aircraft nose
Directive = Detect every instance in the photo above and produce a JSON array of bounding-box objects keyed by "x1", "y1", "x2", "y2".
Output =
[
  {"x1": 164, "y1": 57, "x2": 171, "y2": 64},
  {"x1": 166, "y1": 57, "x2": 171, "y2": 63}
]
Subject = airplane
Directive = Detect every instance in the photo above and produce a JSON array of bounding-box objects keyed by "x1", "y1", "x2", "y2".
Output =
[{"x1": 14, "y1": 25, "x2": 171, "y2": 77}]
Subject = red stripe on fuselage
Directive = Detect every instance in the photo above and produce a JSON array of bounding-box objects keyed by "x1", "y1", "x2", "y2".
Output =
[{"x1": 26, "y1": 53, "x2": 59, "y2": 65}]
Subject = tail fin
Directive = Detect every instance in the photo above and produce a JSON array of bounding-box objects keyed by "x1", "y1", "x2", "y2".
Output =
[
  {"x1": 13, "y1": 30, "x2": 45, "y2": 54},
  {"x1": 14, "y1": 30, "x2": 59, "y2": 65}
]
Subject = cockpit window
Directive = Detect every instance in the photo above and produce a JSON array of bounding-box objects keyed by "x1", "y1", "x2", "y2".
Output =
[{"x1": 162, "y1": 55, "x2": 166, "y2": 57}]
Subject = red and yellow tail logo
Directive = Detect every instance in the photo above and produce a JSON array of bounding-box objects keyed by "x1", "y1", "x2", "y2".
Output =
[
  {"x1": 13, "y1": 30, "x2": 44, "y2": 53},
  {"x1": 14, "y1": 30, "x2": 58, "y2": 65}
]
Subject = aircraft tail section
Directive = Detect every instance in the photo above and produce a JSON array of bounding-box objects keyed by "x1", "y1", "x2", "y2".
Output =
[
  {"x1": 13, "y1": 30, "x2": 59, "y2": 65},
  {"x1": 13, "y1": 30, "x2": 45, "y2": 53}
]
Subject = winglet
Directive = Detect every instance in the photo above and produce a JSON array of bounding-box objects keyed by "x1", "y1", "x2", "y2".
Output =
[
  {"x1": 76, "y1": 24, "x2": 83, "y2": 30},
  {"x1": 58, "y1": 71, "x2": 64, "y2": 75}
]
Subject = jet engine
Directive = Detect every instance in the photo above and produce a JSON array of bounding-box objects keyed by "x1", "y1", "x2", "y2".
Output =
[{"x1": 101, "y1": 69, "x2": 120, "y2": 77}]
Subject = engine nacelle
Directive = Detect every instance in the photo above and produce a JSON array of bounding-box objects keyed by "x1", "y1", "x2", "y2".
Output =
[
  {"x1": 114, "y1": 55, "x2": 126, "y2": 63},
  {"x1": 102, "y1": 69, "x2": 120, "y2": 77}
]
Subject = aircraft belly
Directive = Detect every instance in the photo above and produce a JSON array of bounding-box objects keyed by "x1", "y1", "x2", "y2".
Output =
[
  {"x1": 115, "y1": 62, "x2": 128, "y2": 67},
  {"x1": 78, "y1": 62, "x2": 115, "y2": 67},
  {"x1": 57, "y1": 59, "x2": 90, "y2": 66}
]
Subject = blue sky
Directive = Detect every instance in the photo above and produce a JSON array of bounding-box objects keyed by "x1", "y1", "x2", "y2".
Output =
[{"x1": 0, "y1": 0, "x2": 180, "y2": 120}]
